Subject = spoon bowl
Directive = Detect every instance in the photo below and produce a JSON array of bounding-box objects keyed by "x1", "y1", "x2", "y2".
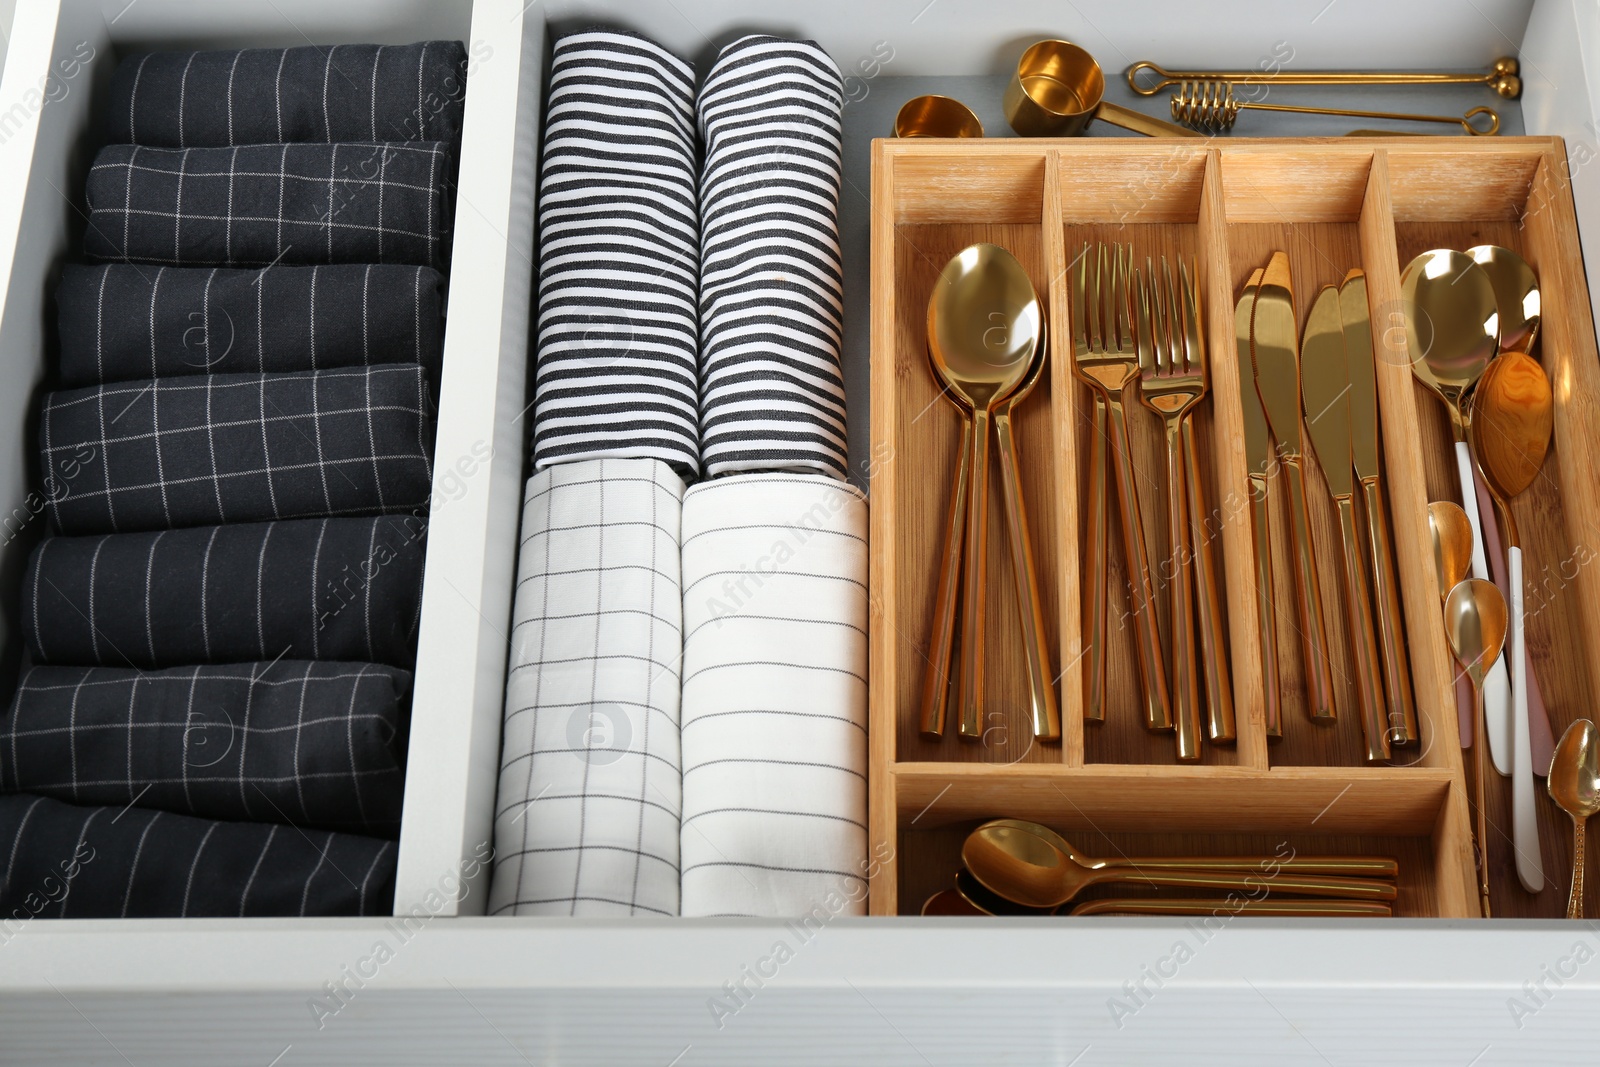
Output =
[
  {"x1": 1548, "y1": 719, "x2": 1600, "y2": 918},
  {"x1": 1401, "y1": 249, "x2": 1499, "y2": 438},
  {"x1": 927, "y1": 243, "x2": 1039, "y2": 410},
  {"x1": 1468, "y1": 244, "x2": 1541, "y2": 354},
  {"x1": 1473, "y1": 351, "x2": 1553, "y2": 514},
  {"x1": 1443, "y1": 578, "x2": 1508, "y2": 684},
  {"x1": 1428, "y1": 501, "x2": 1474, "y2": 604}
]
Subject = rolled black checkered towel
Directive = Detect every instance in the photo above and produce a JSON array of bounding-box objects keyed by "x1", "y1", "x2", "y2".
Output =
[
  {"x1": 1, "y1": 661, "x2": 410, "y2": 836},
  {"x1": 83, "y1": 142, "x2": 454, "y2": 270},
  {"x1": 56, "y1": 263, "x2": 446, "y2": 387},
  {"x1": 696, "y1": 36, "x2": 849, "y2": 479},
  {"x1": 40, "y1": 364, "x2": 435, "y2": 535},
  {"x1": 23, "y1": 516, "x2": 426, "y2": 669},
  {"x1": 530, "y1": 30, "x2": 701, "y2": 478},
  {"x1": 0, "y1": 793, "x2": 395, "y2": 917},
  {"x1": 107, "y1": 42, "x2": 468, "y2": 148}
]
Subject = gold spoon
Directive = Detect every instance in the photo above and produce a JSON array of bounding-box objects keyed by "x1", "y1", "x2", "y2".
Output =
[
  {"x1": 1404, "y1": 249, "x2": 1511, "y2": 775},
  {"x1": 1065, "y1": 897, "x2": 1394, "y2": 917},
  {"x1": 995, "y1": 323, "x2": 1061, "y2": 741},
  {"x1": 1429, "y1": 500, "x2": 1478, "y2": 752},
  {"x1": 1473, "y1": 351, "x2": 1554, "y2": 895},
  {"x1": 920, "y1": 244, "x2": 1039, "y2": 739},
  {"x1": 961, "y1": 820, "x2": 1398, "y2": 909},
  {"x1": 1547, "y1": 719, "x2": 1600, "y2": 919},
  {"x1": 1443, "y1": 578, "x2": 1509, "y2": 917}
]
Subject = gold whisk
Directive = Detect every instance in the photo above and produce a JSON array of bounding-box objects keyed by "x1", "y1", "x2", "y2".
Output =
[
  {"x1": 1169, "y1": 81, "x2": 1500, "y2": 136},
  {"x1": 1128, "y1": 57, "x2": 1521, "y2": 99}
]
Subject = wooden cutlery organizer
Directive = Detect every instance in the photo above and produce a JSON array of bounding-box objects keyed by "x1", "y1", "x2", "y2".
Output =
[{"x1": 868, "y1": 137, "x2": 1600, "y2": 919}]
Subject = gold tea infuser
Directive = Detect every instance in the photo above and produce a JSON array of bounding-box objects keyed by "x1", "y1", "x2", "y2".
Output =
[
  {"x1": 1128, "y1": 56, "x2": 1522, "y2": 99},
  {"x1": 1169, "y1": 82, "x2": 1500, "y2": 135}
]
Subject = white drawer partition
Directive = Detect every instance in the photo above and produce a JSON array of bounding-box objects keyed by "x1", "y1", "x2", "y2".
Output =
[{"x1": 1, "y1": 0, "x2": 1599, "y2": 1063}]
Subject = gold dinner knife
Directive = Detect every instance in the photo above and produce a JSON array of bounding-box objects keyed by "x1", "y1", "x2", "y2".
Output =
[
  {"x1": 1340, "y1": 269, "x2": 1418, "y2": 747},
  {"x1": 1302, "y1": 284, "x2": 1389, "y2": 760},
  {"x1": 1235, "y1": 269, "x2": 1281, "y2": 739},
  {"x1": 1252, "y1": 253, "x2": 1336, "y2": 722}
]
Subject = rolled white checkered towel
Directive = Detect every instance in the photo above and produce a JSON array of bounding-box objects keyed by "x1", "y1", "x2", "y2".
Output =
[
  {"x1": 531, "y1": 30, "x2": 701, "y2": 478},
  {"x1": 678, "y1": 473, "x2": 868, "y2": 917},
  {"x1": 489, "y1": 458, "x2": 685, "y2": 916},
  {"x1": 696, "y1": 37, "x2": 849, "y2": 480}
]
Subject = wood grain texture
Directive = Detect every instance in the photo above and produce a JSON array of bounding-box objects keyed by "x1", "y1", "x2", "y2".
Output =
[{"x1": 869, "y1": 137, "x2": 1587, "y2": 920}]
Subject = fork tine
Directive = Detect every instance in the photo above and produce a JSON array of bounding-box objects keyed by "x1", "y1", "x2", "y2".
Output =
[
  {"x1": 1092, "y1": 243, "x2": 1108, "y2": 352},
  {"x1": 1146, "y1": 255, "x2": 1163, "y2": 373},
  {"x1": 1135, "y1": 263, "x2": 1154, "y2": 378},
  {"x1": 1162, "y1": 257, "x2": 1181, "y2": 374},
  {"x1": 1114, "y1": 245, "x2": 1133, "y2": 350},
  {"x1": 1181, "y1": 255, "x2": 1204, "y2": 378},
  {"x1": 1070, "y1": 242, "x2": 1089, "y2": 351}
]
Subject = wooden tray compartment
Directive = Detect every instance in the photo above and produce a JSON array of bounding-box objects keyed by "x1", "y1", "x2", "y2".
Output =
[{"x1": 869, "y1": 137, "x2": 1597, "y2": 919}]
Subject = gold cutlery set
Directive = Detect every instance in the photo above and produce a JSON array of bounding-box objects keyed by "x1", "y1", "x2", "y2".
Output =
[
  {"x1": 922, "y1": 819, "x2": 1400, "y2": 917},
  {"x1": 1237, "y1": 253, "x2": 1417, "y2": 761}
]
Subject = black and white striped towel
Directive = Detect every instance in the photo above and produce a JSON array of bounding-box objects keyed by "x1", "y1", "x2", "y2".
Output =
[
  {"x1": 56, "y1": 263, "x2": 446, "y2": 387},
  {"x1": 489, "y1": 458, "x2": 684, "y2": 917},
  {"x1": 696, "y1": 36, "x2": 849, "y2": 480},
  {"x1": 678, "y1": 473, "x2": 868, "y2": 916},
  {"x1": 1, "y1": 661, "x2": 409, "y2": 836},
  {"x1": 24, "y1": 516, "x2": 426, "y2": 669},
  {"x1": 83, "y1": 142, "x2": 454, "y2": 270},
  {"x1": 41, "y1": 364, "x2": 435, "y2": 535},
  {"x1": 530, "y1": 30, "x2": 701, "y2": 478},
  {"x1": 108, "y1": 42, "x2": 468, "y2": 148},
  {"x1": 0, "y1": 793, "x2": 395, "y2": 917}
]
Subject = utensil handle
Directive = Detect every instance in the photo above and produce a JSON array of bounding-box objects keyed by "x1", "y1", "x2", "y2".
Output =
[
  {"x1": 1164, "y1": 422, "x2": 1201, "y2": 761},
  {"x1": 1508, "y1": 547, "x2": 1546, "y2": 893},
  {"x1": 1468, "y1": 454, "x2": 1513, "y2": 775},
  {"x1": 1360, "y1": 477, "x2": 1418, "y2": 746},
  {"x1": 996, "y1": 411, "x2": 1061, "y2": 741},
  {"x1": 1105, "y1": 395, "x2": 1174, "y2": 732},
  {"x1": 1085, "y1": 395, "x2": 1109, "y2": 722},
  {"x1": 1249, "y1": 477, "x2": 1282, "y2": 738},
  {"x1": 1477, "y1": 471, "x2": 1555, "y2": 772},
  {"x1": 1098, "y1": 855, "x2": 1399, "y2": 878},
  {"x1": 1086, "y1": 867, "x2": 1397, "y2": 901},
  {"x1": 1472, "y1": 681, "x2": 1493, "y2": 917},
  {"x1": 1337, "y1": 496, "x2": 1391, "y2": 761},
  {"x1": 1093, "y1": 100, "x2": 1204, "y2": 138},
  {"x1": 918, "y1": 415, "x2": 973, "y2": 739},
  {"x1": 1283, "y1": 455, "x2": 1336, "y2": 720},
  {"x1": 1069, "y1": 897, "x2": 1393, "y2": 917},
  {"x1": 958, "y1": 408, "x2": 993, "y2": 740},
  {"x1": 1182, "y1": 419, "x2": 1235, "y2": 743},
  {"x1": 1569, "y1": 815, "x2": 1587, "y2": 920}
]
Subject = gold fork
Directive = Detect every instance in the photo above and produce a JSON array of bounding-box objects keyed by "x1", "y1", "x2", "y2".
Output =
[
  {"x1": 1136, "y1": 257, "x2": 1203, "y2": 760},
  {"x1": 1070, "y1": 243, "x2": 1172, "y2": 732},
  {"x1": 1175, "y1": 257, "x2": 1237, "y2": 744}
]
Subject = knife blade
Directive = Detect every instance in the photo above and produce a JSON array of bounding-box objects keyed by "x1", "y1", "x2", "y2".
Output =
[
  {"x1": 1236, "y1": 272, "x2": 1273, "y2": 480},
  {"x1": 1301, "y1": 284, "x2": 1353, "y2": 499},
  {"x1": 1251, "y1": 252, "x2": 1304, "y2": 457},
  {"x1": 1339, "y1": 270, "x2": 1380, "y2": 483}
]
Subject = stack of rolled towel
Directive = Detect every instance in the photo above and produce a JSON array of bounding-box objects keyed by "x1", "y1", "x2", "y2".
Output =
[
  {"x1": 0, "y1": 43, "x2": 466, "y2": 918},
  {"x1": 490, "y1": 30, "x2": 869, "y2": 918}
]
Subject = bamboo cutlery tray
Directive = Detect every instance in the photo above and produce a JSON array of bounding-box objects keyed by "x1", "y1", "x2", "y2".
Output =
[{"x1": 868, "y1": 137, "x2": 1600, "y2": 919}]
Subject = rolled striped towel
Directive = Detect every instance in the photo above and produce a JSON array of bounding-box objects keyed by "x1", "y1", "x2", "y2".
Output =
[
  {"x1": 0, "y1": 793, "x2": 395, "y2": 917},
  {"x1": 696, "y1": 37, "x2": 849, "y2": 480},
  {"x1": 678, "y1": 473, "x2": 868, "y2": 917},
  {"x1": 56, "y1": 263, "x2": 446, "y2": 387},
  {"x1": 107, "y1": 42, "x2": 468, "y2": 148},
  {"x1": 489, "y1": 458, "x2": 685, "y2": 916},
  {"x1": 531, "y1": 30, "x2": 701, "y2": 478}
]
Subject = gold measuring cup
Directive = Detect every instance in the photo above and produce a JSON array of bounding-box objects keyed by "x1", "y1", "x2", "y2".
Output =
[
  {"x1": 1005, "y1": 40, "x2": 1200, "y2": 138},
  {"x1": 894, "y1": 94, "x2": 985, "y2": 138}
]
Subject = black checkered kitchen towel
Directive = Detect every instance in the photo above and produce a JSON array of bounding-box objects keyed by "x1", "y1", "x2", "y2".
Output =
[
  {"x1": 41, "y1": 364, "x2": 434, "y2": 535},
  {"x1": 1, "y1": 661, "x2": 409, "y2": 836},
  {"x1": 0, "y1": 793, "x2": 395, "y2": 917},
  {"x1": 108, "y1": 42, "x2": 468, "y2": 148},
  {"x1": 56, "y1": 263, "x2": 446, "y2": 387},
  {"x1": 696, "y1": 36, "x2": 850, "y2": 479},
  {"x1": 530, "y1": 30, "x2": 701, "y2": 478},
  {"x1": 24, "y1": 516, "x2": 425, "y2": 669},
  {"x1": 83, "y1": 141, "x2": 454, "y2": 270}
]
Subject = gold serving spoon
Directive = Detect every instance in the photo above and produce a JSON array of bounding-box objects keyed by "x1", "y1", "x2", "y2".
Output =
[
  {"x1": 961, "y1": 820, "x2": 1398, "y2": 910},
  {"x1": 1548, "y1": 720, "x2": 1600, "y2": 919},
  {"x1": 1473, "y1": 351, "x2": 1554, "y2": 894},
  {"x1": 1443, "y1": 578, "x2": 1509, "y2": 917},
  {"x1": 920, "y1": 244, "x2": 1039, "y2": 739}
]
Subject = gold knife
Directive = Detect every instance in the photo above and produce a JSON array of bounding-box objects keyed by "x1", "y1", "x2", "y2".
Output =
[
  {"x1": 1251, "y1": 253, "x2": 1337, "y2": 722},
  {"x1": 1340, "y1": 269, "x2": 1419, "y2": 747},
  {"x1": 1301, "y1": 284, "x2": 1389, "y2": 761},
  {"x1": 1235, "y1": 269, "x2": 1281, "y2": 739}
]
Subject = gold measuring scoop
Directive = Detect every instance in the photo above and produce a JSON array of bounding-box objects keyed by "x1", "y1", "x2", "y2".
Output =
[
  {"x1": 1128, "y1": 56, "x2": 1521, "y2": 98},
  {"x1": 1006, "y1": 40, "x2": 1200, "y2": 138}
]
